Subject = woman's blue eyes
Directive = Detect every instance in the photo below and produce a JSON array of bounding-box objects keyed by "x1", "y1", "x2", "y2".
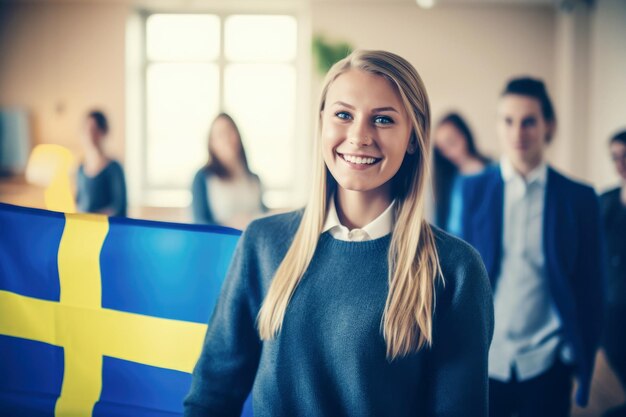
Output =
[
  {"x1": 334, "y1": 112, "x2": 394, "y2": 125},
  {"x1": 373, "y1": 116, "x2": 393, "y2": 125}
]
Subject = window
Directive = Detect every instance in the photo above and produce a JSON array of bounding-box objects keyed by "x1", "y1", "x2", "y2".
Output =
[{"x1": 142, "y1": 13, "x2": 299, "y2": 209}]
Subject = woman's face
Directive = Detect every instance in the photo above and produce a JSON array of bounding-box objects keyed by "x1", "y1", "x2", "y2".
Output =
[
  {"x1": 321, "y1": 69, "x2": 413, "y2": 200},
  {"x1": 210, "y1": 117, "x2": 242, "y2": 166},
  {"x1": 434, "y1": 122, "x2": 468, "y2": 166},
  {"x1": 610, "y1": 140, "x2": 626, "y2": 181},
  {"x1": 82, "y1": 116, "x2": 104, "y2": 148}
]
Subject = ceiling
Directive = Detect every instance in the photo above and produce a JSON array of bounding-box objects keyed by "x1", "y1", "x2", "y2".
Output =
[{"x1": 11, "y1": 0, "x2": 559, "y2": 6}]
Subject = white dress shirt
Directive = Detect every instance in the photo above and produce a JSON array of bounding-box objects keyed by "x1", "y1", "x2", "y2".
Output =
[{"x1": 322, "y1": 197, "x2": 394, "y2": 241}]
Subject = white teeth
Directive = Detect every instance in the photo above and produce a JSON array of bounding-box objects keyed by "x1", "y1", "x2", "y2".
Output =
[{"x1": 342, "y1": 154, "x2": 377, "y2": 165}]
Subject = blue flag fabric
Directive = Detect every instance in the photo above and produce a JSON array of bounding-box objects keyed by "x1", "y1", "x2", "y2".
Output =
[{"x1": 0, "y1": 203, "x2": 252, "y2": 417}]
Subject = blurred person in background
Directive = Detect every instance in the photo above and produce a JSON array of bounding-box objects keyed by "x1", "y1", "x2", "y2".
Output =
[
  {"x1": 191, "y1": 113, "x2": 264, "y2": 229},
  {"x1": 432, "y1": 112, "x2": 490, "y2": 235},
  {"x1": 460, "y1": 77, "x2": 605, "y2": 417},
  {"x1": 76, "y1": 110, "x2": 127, "y2": 217},
  {"x1": 601, "y1": 130, "x2": 626, "y2": 417}
]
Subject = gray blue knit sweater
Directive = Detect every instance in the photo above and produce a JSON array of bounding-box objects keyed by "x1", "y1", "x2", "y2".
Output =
[{"x1": 184, "y1": 210, "x2": 493, "y2": 417}]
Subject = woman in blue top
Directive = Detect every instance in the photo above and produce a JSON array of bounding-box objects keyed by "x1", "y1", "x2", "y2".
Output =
[
  {"x1": 433, "y1": 113, "x2": 490, "y2": 235},
  {"x1": 76, "y1": 110, "x2": 127, "y2": 217},
  {"x1": 185, "y1": 50, "x2": 493, "y2": 417},
  {"x1": 191, "y1": 113, "x2": 264, "y2": 229}
]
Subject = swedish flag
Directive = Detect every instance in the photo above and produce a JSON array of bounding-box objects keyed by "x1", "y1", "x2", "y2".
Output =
[{"x1": 0, "y1": 203, "x2": 242, "y2": 416}]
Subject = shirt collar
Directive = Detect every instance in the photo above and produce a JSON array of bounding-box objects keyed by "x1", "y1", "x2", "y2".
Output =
[
  {"x1": 322, "y1": 197, "x2": 395, "y2": 241},
  {"x1": 500, "y1": 157, "x2": 547, "y2": 186}
]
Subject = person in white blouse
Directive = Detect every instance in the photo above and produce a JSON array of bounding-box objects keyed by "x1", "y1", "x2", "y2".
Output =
[{"x1": 191, "y1": 113, "x2": 265, "y2": 229}]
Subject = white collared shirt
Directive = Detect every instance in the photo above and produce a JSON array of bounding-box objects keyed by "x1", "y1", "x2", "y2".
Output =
[{"x1": 322, "y1": 198, "x2": 394, "y2": 241}]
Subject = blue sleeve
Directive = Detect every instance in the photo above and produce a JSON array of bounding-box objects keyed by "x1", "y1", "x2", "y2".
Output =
[
  {"x1": 427, "y1": 246, "x2": 494, "y2": 417},
  {"x1": 458, "y1": 177, "x2": 475, "y2": 243},
  {"x1": 573, "y1": 187, "x2": 606, "y2": 405},
  {"x1": 109, "y1": 162, "x2": 127, "y2": 217},
  {"x1": 445, "y1": 175, "x2": 464, "y2": 237},
  {"x1": 191, "y1": 170, "x2": 214, "y2": 225},
  {"x1": 184, "y1": 227, "x2": 262, "y2": 417}
]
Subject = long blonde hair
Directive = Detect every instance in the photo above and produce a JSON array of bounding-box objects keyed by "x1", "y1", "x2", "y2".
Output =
[{"x1": 257, "y1": 50, "x2": 442, "y2": 359}]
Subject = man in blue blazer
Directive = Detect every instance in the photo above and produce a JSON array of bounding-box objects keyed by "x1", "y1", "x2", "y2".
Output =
[{"x1": 460, "y1": 78, "x2": 605, "y2": 417}]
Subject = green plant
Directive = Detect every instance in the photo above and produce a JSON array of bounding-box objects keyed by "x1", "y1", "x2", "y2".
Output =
[{"x1": 312, "y1": 35, "x2": 353, "y2": 76}]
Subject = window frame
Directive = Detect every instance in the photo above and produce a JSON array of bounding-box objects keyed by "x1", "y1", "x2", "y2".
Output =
[{"x1": 129, "y1": 4, "x2": 311, "y2": 211}]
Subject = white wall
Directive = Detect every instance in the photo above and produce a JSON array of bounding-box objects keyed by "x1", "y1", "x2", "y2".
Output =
[
  {"x1": 552, "y1": 0, "x2": 591, "y2": 180},
  {"x1": 588, "y1": 0, "x2": 626, "y2": 191},
  {"x1": 0, "y1": 1, "x2": 128, "y2": 161}
]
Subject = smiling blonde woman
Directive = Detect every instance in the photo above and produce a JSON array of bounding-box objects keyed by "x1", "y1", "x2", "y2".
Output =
[{"x1": 184, "y1": 50, "x2": 494, "y2": 417}]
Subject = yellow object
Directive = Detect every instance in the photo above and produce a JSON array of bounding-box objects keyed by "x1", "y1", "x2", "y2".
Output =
[
  {"x1": 0, "y1": 213, "x2": 208, "y2": 417},
  {"x1": 25, "y1": 144, "x2": 77, "y2": 213}
]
